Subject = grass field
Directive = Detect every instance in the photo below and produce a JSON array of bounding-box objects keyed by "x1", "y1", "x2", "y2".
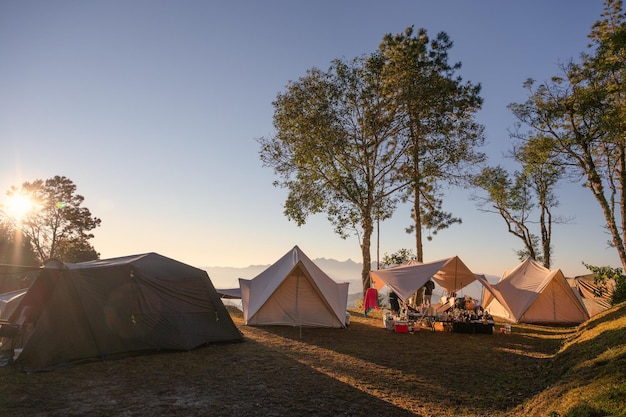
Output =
[{"x1": 0, "y1": 303, "x2": 624, "y2": 417}]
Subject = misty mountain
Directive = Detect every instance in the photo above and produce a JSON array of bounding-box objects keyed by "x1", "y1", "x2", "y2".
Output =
[
  {"x1": 203, "y1": 258, "x2": 498, "y2": 309},
  {"x1": 203, "y1": 257, "x2": 365, "y2": 292}
]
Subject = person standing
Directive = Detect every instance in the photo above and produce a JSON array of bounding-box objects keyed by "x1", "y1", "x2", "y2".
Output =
[
  {"x1": 389, "y1": 291, "x2": 400, "y2": 316},
  {"x1": 424, "y1": 279, "x2": 435, "y2": 306}
]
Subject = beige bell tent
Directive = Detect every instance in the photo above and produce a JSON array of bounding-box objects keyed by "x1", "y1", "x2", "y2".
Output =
[
  {"x1": 480, "y1": 258, "x2": 589, "y2": 324},
  {"x1": 239, "y1": 246, "x2": 349, "y2": 328},
  {"x1": 370, "y1": 256, "x2": 479, "y2": 301}
]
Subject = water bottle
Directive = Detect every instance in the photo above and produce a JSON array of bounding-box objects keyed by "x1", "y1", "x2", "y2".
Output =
[{"x1": 504, "y1": 322, "x2": 511, "y2": 334}]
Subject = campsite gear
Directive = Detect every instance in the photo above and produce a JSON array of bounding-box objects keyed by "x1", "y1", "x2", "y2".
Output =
[
  {"x1": 1, "y1": 253, "x2": 243, "y2": 372},
  {"x1": 383, "y1": 310, "x2": 395, "y2": 331},
  {"x1": 239, "y1": 246, "x2": 349, "y2": 328},
  {"x1": 394, "y1": 321, "x2": 408, "y2": 333},
  {"x1": 433, "y1": 322, "x2": 448, "y2": 332},
  {"x1": 478, "y1": 258, "x2": 589, "y2": 324}
]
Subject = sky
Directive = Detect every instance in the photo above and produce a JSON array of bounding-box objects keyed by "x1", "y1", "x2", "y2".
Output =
[{"x1": 0, "y1": 1, "x2": 619, "y2": 279}]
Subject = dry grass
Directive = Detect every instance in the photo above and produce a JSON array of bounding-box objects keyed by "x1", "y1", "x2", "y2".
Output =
[{"x1": 0, "y1": 304, "x2": 624, "y2": 417}]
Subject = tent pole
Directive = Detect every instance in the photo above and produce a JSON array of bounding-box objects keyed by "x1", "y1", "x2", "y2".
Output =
[
  {"x1": 296, "y1": 270, "x2": 302, "y2": 338},
  {"x1": 455, "y1": 258, "x2": 458, "y2": 293},
  {"x1": 552, "y1": 284, "x2": 557, "y2": 322}
]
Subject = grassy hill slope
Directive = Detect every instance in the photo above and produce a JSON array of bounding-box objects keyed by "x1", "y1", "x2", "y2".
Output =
[{"x1": 511, "y1": 302, "x2": 626, "y2": 417}]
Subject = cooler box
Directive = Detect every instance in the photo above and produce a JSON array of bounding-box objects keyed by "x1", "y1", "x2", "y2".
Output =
[{"x1": 394, "y1": 321, "x2": 409, "y2": 333}]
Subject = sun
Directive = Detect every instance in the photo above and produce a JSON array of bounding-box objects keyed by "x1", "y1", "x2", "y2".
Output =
[{"x1": 2, "y1": 193, "x2": 34, "y2": 221}]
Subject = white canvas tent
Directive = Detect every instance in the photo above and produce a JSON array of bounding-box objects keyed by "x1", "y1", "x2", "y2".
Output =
[
  {"x1": 480, "y1": 258, "x2": 589, "y2": 324},
  {"x1": 370, "y1": 256, "x2": 479, "y2": 301},
  {"x1": 239, "y1": 246, "x2": 349, "y2": 328}
]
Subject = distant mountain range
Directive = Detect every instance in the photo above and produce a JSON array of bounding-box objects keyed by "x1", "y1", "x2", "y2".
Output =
[
  {"x1": 203, "y1": 258, "x2": 497, "y2": 309},
  {"x1": 203, "y1": 257, "x2": 365, "y2": 291}
]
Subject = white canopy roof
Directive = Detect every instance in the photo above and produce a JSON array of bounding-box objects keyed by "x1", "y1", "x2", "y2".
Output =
[{"x1": 370, "y1": 256, "x2": 478, "y2": 301}]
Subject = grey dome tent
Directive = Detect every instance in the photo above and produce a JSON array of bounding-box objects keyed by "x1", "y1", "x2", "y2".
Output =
[{"x1": 1, "y1": 253, "x2": 242, "y2": 372}]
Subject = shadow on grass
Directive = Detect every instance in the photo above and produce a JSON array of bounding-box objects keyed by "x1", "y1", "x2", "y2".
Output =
[
  {"x1": 0, "y1": 333, "x2": 420, "y2": 417},
  {"x1": 246, "y1": 313, "x2": 572, "y2": 416}
]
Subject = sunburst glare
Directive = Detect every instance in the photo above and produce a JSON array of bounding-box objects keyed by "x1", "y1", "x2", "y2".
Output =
[{"x1": 2, "y1": 193, "x2": 34, "y2": 221}]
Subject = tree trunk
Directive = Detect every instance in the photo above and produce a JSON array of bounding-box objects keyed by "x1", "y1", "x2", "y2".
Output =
[
  {"x1": 587, "y1": 162, "x2": 626, "y2": 271},
  {"x1": 413, "y1": 187, "x2": 423, "y2": 263},
  {"x1": 620, "y1": 146, "x2": 626, "y2": 271},
  {"x1": 540, "y1": 202, "x2": 552, "y2": 269},
  {"x1": 361, "y1": 214, "x2": 374, "y2": 300},
  {"x1": 411, "y1": 146, "x2": 424, "y2": 306}
]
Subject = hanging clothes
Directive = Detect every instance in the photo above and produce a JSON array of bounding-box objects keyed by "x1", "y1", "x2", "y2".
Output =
[{"x1": 364, "y1": 288, "x2": 379, "y2": 317}]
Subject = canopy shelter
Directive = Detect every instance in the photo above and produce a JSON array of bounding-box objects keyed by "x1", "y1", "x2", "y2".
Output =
[
  {"x1": 479, "y1": 258, "x2": 589, "y2": 324},
  {"x1": 239, "y1": 245, "x2": 349, "y2": 328},
  {"x1": 1, "y1": 253, "x2": 243, "y2": 372},
  {"x1": 216, "y1": 288, "x2": 242, "y2": 299},
  {"x1": 370, "y1": 256, "x2": 479, "y2": 302},
  {"x1": 0, "y1": 289, "x2": 27, "y2": 320}
]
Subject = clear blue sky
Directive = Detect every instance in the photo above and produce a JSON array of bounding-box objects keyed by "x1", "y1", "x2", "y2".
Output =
[{"x1": 0, "y1": 1, "x2": 617, "y2": 278}]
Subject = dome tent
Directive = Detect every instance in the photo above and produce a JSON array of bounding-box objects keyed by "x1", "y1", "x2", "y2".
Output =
[{"x1": 2, "y1": 253, "x2": 242, "y2": 372}]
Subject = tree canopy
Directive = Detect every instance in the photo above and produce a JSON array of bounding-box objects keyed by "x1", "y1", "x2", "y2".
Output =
[
  {"x1": 508, "y1": 0, "x2": 626, "y2": 271},
  {"x1": 260, "y1": 26, "x2": 485, "y2": 297},
  {"x1": 472, "y1": 134, "x2": 566, "y2": 268},
  {"x1": 259, "y1": 55, "x2": 408, "y2": 296},
  {"x1": 1, "y1": 175, "x2": 101, "y2": 263},
  {"x1": 378, "y1": 27, "x2": 485, "y2": 262}
]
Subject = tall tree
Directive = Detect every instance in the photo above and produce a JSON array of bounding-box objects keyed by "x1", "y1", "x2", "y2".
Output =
[
  {"x1": 513, "y1": 135, "x2": 566, "y2": 267},
  {"x1": 508, "y1": 0, "x2": 626, "y2": 270},
  {"x1": 473, "y1": 135, "x2": 566, "y2": 268},
  {"x1": 259, "y1": 56, "x2": 409, "y2": 297},
  {"x1": 378, "y1": 27, "x2": 485, "y2": 262},
  {"x1": 1, "y1": 175, "x2": 101, "y2": 263},
  {"x1": 473, "y1": 165, "x2": 538, "y2": 261}
]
